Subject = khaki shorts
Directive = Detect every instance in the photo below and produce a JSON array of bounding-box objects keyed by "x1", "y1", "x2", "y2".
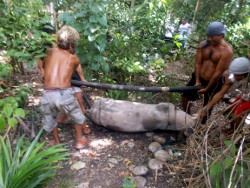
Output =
[
  {"x1": 41, "y1": 88, "x2": 85, "y2": 132},
  {"x1": 72, "y1": 86, "x2": 82, "y2": 93}
]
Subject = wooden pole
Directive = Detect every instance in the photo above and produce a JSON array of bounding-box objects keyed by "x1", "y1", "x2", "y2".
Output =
[{"x1": 71, "y1": 80, "x2": 204, "y2": 93}]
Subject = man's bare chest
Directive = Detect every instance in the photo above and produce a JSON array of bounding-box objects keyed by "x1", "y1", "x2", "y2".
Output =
[{"x1": 202, "y1": 48, "x2": 222, "y2": 64}]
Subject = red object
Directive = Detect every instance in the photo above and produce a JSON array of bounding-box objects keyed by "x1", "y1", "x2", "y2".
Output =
[{"x1": 231, "y1": 96, "x2": 250, "y2": 117}]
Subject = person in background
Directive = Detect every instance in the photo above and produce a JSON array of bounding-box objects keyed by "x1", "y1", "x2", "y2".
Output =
[
  {"x1": 41, "y1": 26, "x2": 89, "y2": 149},
  {"x1": 182, "y1": 21, "x2": 234, "y2": 123},
  {"x1": 178, "y1": 16, "x2": 192, "y2": 48},
  {"x1": 198, "y1": 56, "x2": 250, "y2": 132},
  {"x1": 164, "y1": 19, "x2": 175, "y2": 42}
]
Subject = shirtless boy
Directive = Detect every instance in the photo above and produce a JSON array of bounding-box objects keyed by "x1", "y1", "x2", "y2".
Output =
[
  {"x1": 41, "y1": 26, "x2": 88, "y2": 149},
  {"x1": 182, "y1": 21, "x2": 233, "y2": 122}
]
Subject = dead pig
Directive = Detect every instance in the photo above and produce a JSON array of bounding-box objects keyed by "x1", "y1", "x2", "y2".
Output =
[{"x1": 88, "y1": 98, "x2": 195, "y2": 133}]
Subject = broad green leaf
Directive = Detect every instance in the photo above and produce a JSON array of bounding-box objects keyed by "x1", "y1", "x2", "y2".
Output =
[
  {"x1": 3, "y1": 105, "x2": 13, "y2": 118},
  {"x1": 175, "y1": 42, "x2": 182, "y2": 48},
  {"x1": 98, "y1": 16, "x2": 107, "y2": 26},
  {"x1": 91, "y1": 63, "x2": 100, "y2": 71},
  {"x1": 102, "y1": 62, "x2": 110, "y2": 72},
  {"x1": 88, "y1": 35, "x2": 96, "y2": 42},
  {"x1": 89, "y1": 15, "x2": 98, "y2": 23},
  {"x1": 225, "y1": 157, "x2": 233, "y2": 169},
  {"x1": 210, "y1": 162, "x2": 222, "y2": 177},
  {"x1": 14, "y1": 108, "x2": 25, "y2": 118},
  {"x1": 123, "y1": 178, "x2": 136, "y2": 188},
  {"x1": 224, "y1": 140, "x2": 236, "y2": 155},
  {"x1": 0, "y1": 116, "x2": 6, "y2": 130},
  {"x1": 173, "y1": 34, "x2": 180, "y2": 40},
  {"x1": 8, "y1": 118, "x2": 18, "y2": 127}
]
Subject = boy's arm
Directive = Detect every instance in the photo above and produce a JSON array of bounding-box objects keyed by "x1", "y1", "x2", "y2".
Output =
[
  {"x1": 76, "y1": 64, "x2": 86, "y2": 81},
  {"x1": 38, "y1": 58, "x2": 44, "y2": 82}
]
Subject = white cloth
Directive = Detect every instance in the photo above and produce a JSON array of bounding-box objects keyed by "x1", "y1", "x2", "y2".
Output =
[
  {"x1": 164, "y1": 24, "x2": 175, "y2": 38},
  {"x1": 228, "y1": 74, "x2": 250, "y2": 101},
  {"x1": 178, "y1": 23, "x2": 191, "y2": 40}
]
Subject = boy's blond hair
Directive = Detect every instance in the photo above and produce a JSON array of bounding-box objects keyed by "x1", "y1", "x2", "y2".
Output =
[{"x1": 57, "y1": 26, "x2": 80, "y2": 50}]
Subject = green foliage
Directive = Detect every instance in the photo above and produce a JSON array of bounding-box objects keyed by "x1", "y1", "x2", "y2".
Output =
[
  {"x1": 208, "y1": 140, "x2": 250, "y2": 188},
  {"x1": 0, "y1": 0, "x2": 53, "y2": 72},
  {"x1": 0, "y1": 130, "x2": 69, "y2": 188},
  {"x1": 0, "y1": 86, "x2": 31, "y2": 130},
  {"x1": 0, "y1": 63, "x2": 12, "y2": 79},
  {"x1": 123, "y1": 178, "x2": 136, "y2": 188},
  {"x1": 59, "y1": 0, "x2": 109, "y2": 73}
]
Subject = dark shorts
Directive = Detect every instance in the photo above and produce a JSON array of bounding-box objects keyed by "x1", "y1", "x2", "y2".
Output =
[{"x1": 182, "y1": 72, "x2": 225, "y2": 106}]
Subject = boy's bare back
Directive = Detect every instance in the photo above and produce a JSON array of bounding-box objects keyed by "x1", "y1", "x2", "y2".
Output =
[{"x1": 43, "y1": 47, "x2": 80, "y2": 88}]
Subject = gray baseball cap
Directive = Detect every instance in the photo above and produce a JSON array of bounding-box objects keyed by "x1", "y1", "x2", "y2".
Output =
[
  {"x1": 228, "y1": 57, "x2": 250, "y2": 75},
  {"x1": 206, "y1": 21, "x2": 226, "y2": 36}
]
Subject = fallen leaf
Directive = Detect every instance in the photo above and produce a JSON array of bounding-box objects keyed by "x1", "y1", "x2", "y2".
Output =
[{"x1": 88, "y1": 153, "x2": 95, "y2": 157}]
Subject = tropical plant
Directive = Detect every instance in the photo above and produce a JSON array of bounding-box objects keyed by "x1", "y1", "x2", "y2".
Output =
[
  {"x1": 0, "y1": 130, "x2": 69, "y2": 188},
  {"x1": 0, "y1": 0, "x2": 53, "y2": 74},
  {"x1": 208, "y1": 139, "x2": 250, "y2": 188}
]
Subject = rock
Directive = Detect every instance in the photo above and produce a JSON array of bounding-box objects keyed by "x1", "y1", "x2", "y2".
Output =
[
  {"x1": 128, "y1": 164, "x2": 136, "y2": 171},
  {"x1": 109, "y1": 158, "x2": 118, "y2": 164},
  {"x1": 133, "y1": 176, "x2": 147, "y2": 188},
  {"x1": 148, "y1": 142, "x2": 162, "y2": 153},
  {"x1": 70, "y1": 161, "x2": 86, "y2": 170},
  {"x1": 145, "y1": 132, "x2": 154, "y2": 137},
  {"x1": 74, "y1": 182, "x2": 89, "y2": 188},
  {"x1": 128, "y1": 142, "x2": 135, "y2": 148},
  {"x1": 148, "y1": 159, "x2": 163, "y2": 170},
  {"x1": 108, "y1": 163, "x2": 115, "y2": 168},
  {"x1": 153, "y1": 136, "x2": 166, "y2": 145},
  {"x1": 132, "y1": 165, "x2": 149, "y2": 176},
  {"x1": 154, "y1": 149, "x2": 173, "y2": 162}
]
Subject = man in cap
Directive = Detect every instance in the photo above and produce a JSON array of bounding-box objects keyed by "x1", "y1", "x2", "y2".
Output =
[
  {"x1": 178, "y1": 16, "x2": 192, "y2": 48},
  {"x1": 198, "y1": 56, "x2": 250, "y2": 131},
  {"x1": 182, "y1": 21, "x2": 233, "y2": 123}
]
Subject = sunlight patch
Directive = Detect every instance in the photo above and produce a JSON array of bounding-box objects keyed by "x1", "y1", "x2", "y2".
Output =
[{"x1": 89, "y1": 138, "x2": 113, "y2": 148}]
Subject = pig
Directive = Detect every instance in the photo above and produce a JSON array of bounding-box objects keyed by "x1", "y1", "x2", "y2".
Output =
[{"x1": 88, "y1": 98, "x2": 195, "y2": 133}]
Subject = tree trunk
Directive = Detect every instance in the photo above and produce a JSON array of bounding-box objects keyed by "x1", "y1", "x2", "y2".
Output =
[
  {"x1": 192, "y1": 0, "x2": 201, "y2": 25},
  {"x1": 130, "y1": 0, "x2": 135, "y2": 8}
]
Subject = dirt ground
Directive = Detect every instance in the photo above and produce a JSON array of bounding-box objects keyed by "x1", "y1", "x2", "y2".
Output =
[
  {"x1": 42, "y1": 120, "x2": 187, "y2": 188},
  {"x1": 23, "y1": 52, "x2": 232, "y2": 188},
  {"x1": 19, "y1": 59, "x2": 194, "y2": 188}
]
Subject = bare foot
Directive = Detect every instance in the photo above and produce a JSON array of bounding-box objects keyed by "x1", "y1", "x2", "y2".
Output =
[
  {"x1": 82, "y1": 125, "x2": 91, "y2": 134},
  {"x1": 75, "y1": 136, "x2": 89, "y2": 149},
  {"x1": 48, "y1": 140, "x2": 60, "y2": 147}
]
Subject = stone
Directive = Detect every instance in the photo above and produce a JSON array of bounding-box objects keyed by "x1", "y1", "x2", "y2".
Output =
[
  {"x1": 133, "y1": 176, "x2": 147, "y2": 188},
  {"x1": 148, "y1": 159, "x2": 163, "y2": 170},
  {"x1": 153, "y1": 136, "x2": 166, "y2": 145},
  {"x1": 148, "y1": 142, "x2": 162, "y2": 153},
  {"x1": 132, "y1": 165, "x2": 149, "y2": 176},
  {"x1": 128, "y1": 142, "x2": 135, "y2": 148},
  {"x1": 109, "y1": 158, "x2": 118, "y2": 164},
  {"x1": 154, "y1": 149, "x2": 173, "y2": 162},
  {"x1": 70, "y1": 161, "x2": 86, "y2": 170},
  {"x1": 146, "y1": 132, "x2": 154, "y2": 137}
]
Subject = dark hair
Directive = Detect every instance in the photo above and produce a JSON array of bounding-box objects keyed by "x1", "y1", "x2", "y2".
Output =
[{"x1": 41, "y1": 23, "x2": 55, "y2": 34}]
